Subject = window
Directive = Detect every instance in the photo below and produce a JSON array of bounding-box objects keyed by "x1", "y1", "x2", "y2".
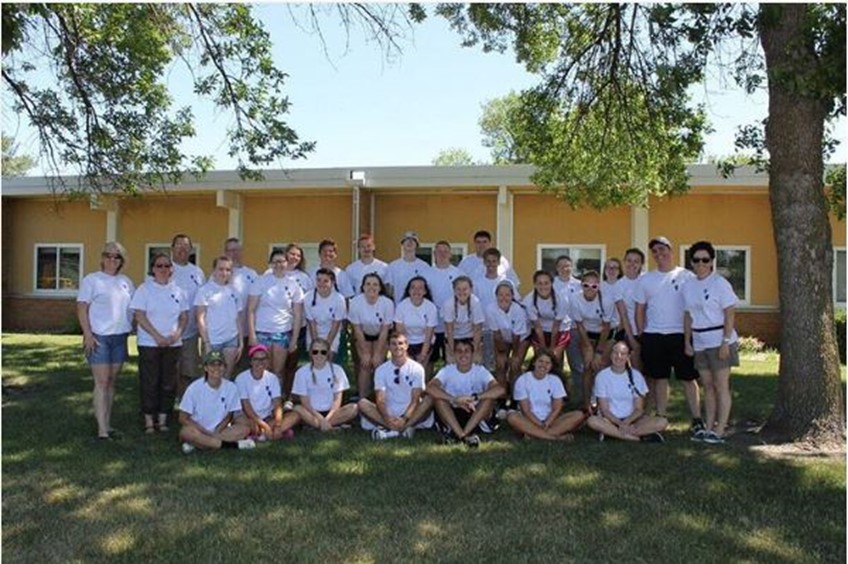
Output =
[
  {"x1": 835, "y1": 247, "x2": 846, "y2": 306},
  {"x1": 145, "y1": 243, "x2": 199, "y2": 274},
  {"x1": 682, "y1": 245, "x2": 750, "y2": 305},
  {"x1": 413, "y1": 243, "x2": 467, "y2": 266},
  {"x1": 537, "y1": 245, "x2": 604, "y2": 279},
  {"x1": 269, "y1": 243, "x2": 320, "y2": 272},
  {"x1": 34, "y1": 244, "x2": 82, "y2": 292}
]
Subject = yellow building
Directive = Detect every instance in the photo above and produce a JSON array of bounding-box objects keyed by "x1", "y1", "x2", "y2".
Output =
[{"x1": 3, "y1": 164, "x2": 845, "y2": 343}]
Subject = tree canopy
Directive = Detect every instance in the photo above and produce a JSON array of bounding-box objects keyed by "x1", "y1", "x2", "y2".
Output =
[
  {"x1": 1, "y1": 135, "x2": 35, "y2": 177},
  {"x1": 431, "y1": 147, "x2": 484, "y2": 166}
]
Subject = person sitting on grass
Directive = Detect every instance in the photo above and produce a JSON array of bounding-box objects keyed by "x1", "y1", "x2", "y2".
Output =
[
  {"x1": 586, "y1": 340, "x2": 668, "y2": 443},
  {"x1": 292, "y1": 338, "x2": 359, "y2": 431},
  {"x1": 427, "y1": 340, "x2": 505, "y2": 448},
  {"x1": 358, "y1": 331, "x2": 435, "y2": 440},
  {"x1": 178, "y1": 350, "x2": 255, "y2": 453},
  {"x1": 506, "y1": 349, "x2": 587, "y2": 441},
  {"x1": 235, "y1": 344, "x2": 300, "y2": 441}
]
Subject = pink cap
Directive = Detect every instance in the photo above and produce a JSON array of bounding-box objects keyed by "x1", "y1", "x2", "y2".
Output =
[{"x1": 248, "y1": 344, "x2": 269, "y2": 358}]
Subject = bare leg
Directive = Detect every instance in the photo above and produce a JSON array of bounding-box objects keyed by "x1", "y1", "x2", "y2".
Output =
[
  {"x1": 652, "y1": 379, "x2": 670, "y2": 416},
  {"x1": 713, "y1": 368, "x2": 732, "y2": 436},
  {"x1": 506, "y1": 412, "x2": 557, "y2": 440},
  {"x1": 547, "y1": 410, "x2": 587, "y2": 437},
  {"x1": 586, "y1": 415, "x2": 640, "y2": 441},
  {"x1": 92, "y1": 364, "x2": 112, "y2": 437},
  {"x1": 269, "y1": 412, "x2": 301, "y2": 439},
  {"x1": 270, "y1": 343, "x2": 287, "y2": 386},
  {"x1": 681, "y1": 379, "x2": 701, "y2": 420},
  {"x1": 462, "y1": 398, "x2": 496, "y2": 436},
  {"x1": 356, "y1": 342, "x2": 375, "y2": 399},
  {"x1": 357, "y1": 398, "x2": 386, "y2": 427},
  {"x1": 105, "y1": 362, "x2": 122, "y2": 430},
  {"x1": 633, "y1": 415, "x2": 668, "y2": 436},
  {"x1": 433, "y1": 399, "x2": 467, "y2": 438},
  {"x1": 222, "y1": 346, "x2": 241, "y2": 379},
  {"x1": 328, "y1": 404, "x2": 359, "y2": 427},
  {"x1": 699, "y1": 369, "x2": 717, "y2": 430}
]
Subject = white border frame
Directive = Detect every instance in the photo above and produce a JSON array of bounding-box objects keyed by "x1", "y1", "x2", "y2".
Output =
[
  {"x1": 680, "y1": 244, "x2": 752, "y2": 305},
  {"x1": 536, "y1": 243, "x2": 607, "y2": 276},
  {"x1": 32, "y1": 243, "x2": 84, "y2": 295},
  {"x1": 834, "y1": 246, "x2": 846, "y2": 308}
]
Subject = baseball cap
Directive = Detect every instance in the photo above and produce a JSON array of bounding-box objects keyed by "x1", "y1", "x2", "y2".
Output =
[
  {"x1": 400, "y1": 231, "x2": 420, "y2": 245},
  {"x1": 248, "y1": 344, "x2": 269, "y2": 358},
  {"x1": 203, "y1": 350, "x2": 225, "y2": 365},
  {"x1": 648, "y1": 236, "x2": 672, "y2": 250}
]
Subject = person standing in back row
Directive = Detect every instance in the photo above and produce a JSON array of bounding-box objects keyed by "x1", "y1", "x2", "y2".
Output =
[
  {"x1": 634, "y1": 236, "x2": 703, "y2": 437},
  {"x1": 458, "y1": 230, "x2": 520, "y2": 290}
]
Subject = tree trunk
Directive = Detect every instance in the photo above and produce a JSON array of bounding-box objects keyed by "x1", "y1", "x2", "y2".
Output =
[{"x1": 760, "y1": 4, "x2": 845, "y2": 443}]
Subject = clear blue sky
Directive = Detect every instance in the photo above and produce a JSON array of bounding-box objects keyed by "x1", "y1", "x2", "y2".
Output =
[{"x1": 9, "y1": 4, "x2": 847, "y2": 174}]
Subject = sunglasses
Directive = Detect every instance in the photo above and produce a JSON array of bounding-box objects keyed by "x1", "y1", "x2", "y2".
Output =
[
  {"x1": 582, "y1": 283, "x2": 599, "y2": 289},
  {"x1": 691, "y1": 257, "x2": 712, "y2": 264},
  {"x1": 311, "y1": 349, "x2": 328, "y2": 356}
]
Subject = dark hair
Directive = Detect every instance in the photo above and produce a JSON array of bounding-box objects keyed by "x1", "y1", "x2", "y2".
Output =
[
  {"x1": 268, "y1": 248, "x2": 286, "y2": 263},
  {"x1": 603, "y1": 258, "x2": 623, "y2": 282},
  {"x1": 482, "y1": 247, "x2": 501, "y2": 261},
  {"x1": 319, "y1": 239, "x2": 337, "y2": 253},
  {"x1": 612, "y1": 340, "x2": 644, "y2": 398},
  {"x1": 473, "y1": 230, "x2": 492, "y2": 241},
  {"x1": 532, "y1": 270, "x2": 557, "y2": 314},
  {"x1": 454, "y1": 339, "x2": 474, "y2": 353},
  {"x1": 360, "y1": 272, "x2": 388, "y2": 296},
  {"x1": 388, "y1": 329, "x2": 409, "y2": 343},
  {"x1": 555, "y1": 255, "x2": 573, "y2": 266},
  {"x1": 402, "y1": 276, "x2": 433, "y2": 302},
  {"x1": 171, "y1": 233, "x2": 192, "y2": 247},
  {"x1": 451, "y1": 275, "x2": 474, "y2": 320},
  {"x1": 314, "y1": 267, "x2": 338, "y2": 305},
  {"x1": 526, "y1": 348, "x2": 563, "y2": 378},
  {"x1": 624, "y1": 247, "x2": 645, "y2": 264},
  {"x1": 225, "y1": 237, "x2": 240, "y2": 247},
  {"x1": 148, "y1": 252, "x2": 171, "y2": 276},
  {"x1": 689, "y1": 240, "x2": 716, "y2": 261},
  {"x1": 212, "y1": 255, "x2": 232, "y2": 270}
]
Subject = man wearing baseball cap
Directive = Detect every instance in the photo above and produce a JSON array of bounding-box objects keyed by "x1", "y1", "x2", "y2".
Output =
[
  {"x1": 178, "y1": 350, "x2": 256, "y2": 453},
  {"x1": 385, "y1": 231, "x2": 434, "y2": 303},
  {"x1": 634, "y1": 236, "x2": 705, "y2": 438}
]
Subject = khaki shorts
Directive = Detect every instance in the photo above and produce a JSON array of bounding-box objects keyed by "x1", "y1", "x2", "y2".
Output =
[{"x1": 694, "y1": 342, "x2": 740, "y2": 372}]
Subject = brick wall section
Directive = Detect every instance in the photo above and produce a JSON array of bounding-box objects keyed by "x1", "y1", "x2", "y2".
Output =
[
  {"x1": 2, "y1": 295, "x2": 79, "y2": 333},
  {"x1": 736, "y1": 311, "x2": 781, "y2": 347}
]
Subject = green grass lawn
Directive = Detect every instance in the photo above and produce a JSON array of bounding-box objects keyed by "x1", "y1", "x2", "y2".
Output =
[{"x1": 2, "y1": 334, "x2": 845, "y2": 563}]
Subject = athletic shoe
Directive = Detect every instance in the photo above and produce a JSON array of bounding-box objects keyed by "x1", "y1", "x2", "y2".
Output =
[
  {"x1": 282, "y1": 400, "x2": 295, "y2": 412},
  {"x1": 703, "y1": 430, "x2": 726, "y2": 444},
  {"x1": 237, "y1": 438, "x2": 256, "y2": 450},
  {"x1": 437, "y1": 423, "x2": 458, "y2": 445},
  {"x1": 641, "y1": 432, "x2": 665, "y2": 444},
  {"x1": 479, "y1": 414, "x2": 500, "y2": 434},
  {"x1": 464, "y1": 434, "x2": 481, "y2": 449},
  {"x1": 371, "y1": 427, "x2": 399, "y2": 441},
  {"x1": 598, "y1": 433, "x2": 605, "y2": 442},
  {"x1": 690, "y1": 429, "x2": 707, "y2": 442},
  {"x1": 690, "y1": 418, "x2": 706, "y2": 439},
  {"x1": 401, "y1": 427, "x2": 415, "y2": 439},
  {"x1": 495, "y1": 407, "x2": 509, "y2": 421},
  {"x1": 181, "y1": 442, "x2": 196, "y2": 455}
]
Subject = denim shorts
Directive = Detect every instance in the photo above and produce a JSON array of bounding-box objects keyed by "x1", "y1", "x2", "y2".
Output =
[
  {"x1": 210, "y1": 336, "x2": 240, "y2": 351},
  {"x1": 256, "y1": 331, "x2": 290, "y2": 347},
  {"x1": 86, "y1": 333, "x2": 129, "y2": 366}
]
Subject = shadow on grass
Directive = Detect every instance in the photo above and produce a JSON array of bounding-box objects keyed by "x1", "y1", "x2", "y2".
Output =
[{"x1": 2, "y1": 335, "x2": 846, "y2": 563}]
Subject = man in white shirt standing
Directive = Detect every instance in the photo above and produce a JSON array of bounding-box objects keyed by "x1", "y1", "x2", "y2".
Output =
[
  {"x1": 458, "y1": 230, "x2": 520, "y2": 290},
  {"x1": 346, "y1": 233, "x2": 389, "y2": 295},
  {"x1": 634, "y1": 236, "x2": 704, "y2": 437},
  {"x1": 385, "y1": 231, "x2": 432, "y2": 302},
  {"x1": 171, "y1": 233, "x2": 205, "y2": 399},
  {"x1": 224, "y1": 237, "x2": 258, "y2": 373}
]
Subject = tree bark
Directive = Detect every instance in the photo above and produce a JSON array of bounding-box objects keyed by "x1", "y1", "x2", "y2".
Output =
[{"x1": 760, "y1": 4, "x2": 845, "y2": 443}]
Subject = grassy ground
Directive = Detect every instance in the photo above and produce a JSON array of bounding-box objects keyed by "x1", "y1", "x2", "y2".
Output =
[{"x1": 2, "y1": 334, "x2": 845, "y2": 563}]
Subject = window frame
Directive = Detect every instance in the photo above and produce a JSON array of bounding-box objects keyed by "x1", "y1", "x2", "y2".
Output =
[
  {"x1": 680, "y1": 244, "x2": 751, "y2": 306},
  {"x1": 32, "y1": 243, "x2": 84, "y2": 295},
  {"x1": 834, "y1": 246, "x2": 846, "y2": 308},
  {"x1": 536, "y1": 244, "x2": 606, "y2": 279}
]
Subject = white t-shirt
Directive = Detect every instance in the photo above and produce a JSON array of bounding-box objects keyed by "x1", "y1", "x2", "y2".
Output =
[
  {"x1": 433, "y1": 363, "x2": 495, "y2": 397},
  {"x1": 394, "y1": 298, "x2": 438, "y2": 345},
  {"x1": 600, "y1": 281, "x2": 622, "y2": 328},
  {"x1": 486, "y1": 300, "x2": 530, "y2": 341},
  {"x1": 523, "y1": 291, "x2": 568, "y2": 333},
  {"x1": 285, "y1": 269, "x2": 314, "y2": 295},
  {"x1": 179, "y1": 377, "x2": 241, "y2": 433},
  {"x1": 614, "y1": 275, "x2": 642, "y2": 334},
  {"x1": 249, "y1": 273, "x2": 305, "y2": 334},
  {"x1": 308, "y1": 265, "x2": 354, "y2": 299},
  {"x1": 571, "y1": 292, "x2": 616, "y2": 334},
  {"x1": 374, "y1": 358, "x2": 426, "y2": 417},
  {"x1": 428, "y1": 264, "x2": 463, "y2": 331},
  {"x1": 235, "y1": 369, "x2": 281, "y2": 420},
  {"x1": 458, "y1": 254, "x2": 521, "y2": 290},
  {"x1": 292, "y1": 363, "x2": 350, "y2": 412},
  {"x1": 195, "y1": 280, "x2": 242, "y2": 345},
  {"x1": 472, "y1": 273, "x2": 508, "y2": 315},
  {"x1": 634, "y1": 267, "x2": 695, "y2": 334},
  {"x1": 513, "y1": 372, "x2": 567, "y2": 421},
  {"x1": 230, "y1": 265, "x2": 259, "y2": 335},
  {"x1": 130, "y1": 280, "x2": 189, "y2": 347},
  {"x1": 593, "y1": 366, "x2": 648, "y2": 420},
  {"x1": 77, "y1": 271, "x2": 135, "y2": 335},
  {"x1": 441, "y1": 295, "x2": 486, "y2": 340},
  {"x1": 348, "y1": 294, "x2": 395, "y2": 337},
  {"x1": 171, "y1": 262, "x2": 205, "y2": 338},
  {"x1": 683, "y1": 272, "x2": 739, "y2": 351},
  {"x1": 386, "y1": 257, "x2": 432, "y2": 302},
  {"x1": 304, "y1": 289, "x2": 348, "y2": 351},
  {"x1": 345, "y1": 258, "x2": 389, "y2": 295},
  {"x1": 553, "y1": 276, "x2": 582, "y2": 307}
]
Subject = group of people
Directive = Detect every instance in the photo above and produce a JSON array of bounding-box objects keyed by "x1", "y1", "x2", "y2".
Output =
[{"x1": 77, "y1": 230, "x2": 739, "y2": 451}]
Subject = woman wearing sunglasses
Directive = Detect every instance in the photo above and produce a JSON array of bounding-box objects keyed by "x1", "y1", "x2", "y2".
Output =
[
  {"x1": 683, "y1": 241, "x2": 739, "y2": 444},
  {"x1": 131, "y1": 252, "x2": 188, "y2": 434},
  {"x1": 235, "y1": 344, "x2": 299, "y2": 441},
  {"x1": 77, "y1": 241, "x2": 135, "y2": 440},
  {"x1": 586, "y1": 340, "x2": 668, "y2": 442},
  {"x1": 292, "y1": 338, "x2": 358, "y2": 431},
  {"x1": 571, "y1": 269, "x2": 616, "y2": 411}
]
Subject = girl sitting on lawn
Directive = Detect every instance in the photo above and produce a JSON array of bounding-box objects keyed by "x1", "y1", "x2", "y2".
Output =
[{"x1": 292, "y1": 338, "x2": 359, "y2": 431}]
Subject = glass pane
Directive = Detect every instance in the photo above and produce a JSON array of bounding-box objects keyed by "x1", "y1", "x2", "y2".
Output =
[
  {"x1": 836, "y1": 250, "x2": 846, "y2": 303},
  {"x1": 449, "y1": 246, "x2": 464, "y2": 267},
  {"x1": 415, "y1": 247, "x2": 434, "y2": 265},
  {"x1": 58, "y1": 247, "x2": 81, "y2": 289},
  {"x1": 540, "y1": 247, "x2": 602, "y2": 279},
  {"x1": 36, "y1": 247, "x2": 58, "y2": 289}
]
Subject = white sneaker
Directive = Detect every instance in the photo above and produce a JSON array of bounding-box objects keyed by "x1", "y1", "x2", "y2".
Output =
[
  {"x1": 371, "y1": 428, "x2": 399, "y2": 441},
  {"x1": 496, "y1": 408, "x2": 508, "y2": 421},
  {"x1": 237, "y1": 438, "x2": 256, "y2": 450},
  {"x1": 181, "y1": 442, "x2": 196, "y2": 455},
  {"x1": 283, "y1": 400, "x2": 295, "y2": 412},
  {"x1": 401, "y1": 427, "x2": 415, "y2": 439}
]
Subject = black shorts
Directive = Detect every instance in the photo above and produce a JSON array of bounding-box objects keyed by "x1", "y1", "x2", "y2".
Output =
[
  {"x1": 363, "y1": 333, "x2": 380, "y2": 343},
  {"x1": 437, "y1": 406, "x2": 486, "y2": 434},
  {"x1": 640, "y1": 333, "x2": 697, "y2": 381},
  {"x1": 431, "y1": 332, "x2": 446, "y2": 363},
  {"x1": 407, "y1": 342, "x2": 433, "y2": 363}
]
